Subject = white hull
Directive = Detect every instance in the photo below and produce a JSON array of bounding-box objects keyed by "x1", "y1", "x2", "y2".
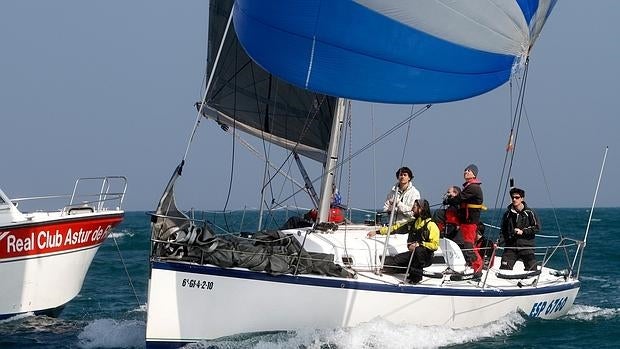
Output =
[
  {"x1": 0, "y1": 176, "x2": 126, "y2": 318},
  {"x1": 1, "y1": 245, "x2": 101, "y2": 317},
  {"x1": 146, "y1": 225, "x2": 580, "y2": 347},
  {"x1": 146, "y1": 261, "x2": 578, "y2": 345}
]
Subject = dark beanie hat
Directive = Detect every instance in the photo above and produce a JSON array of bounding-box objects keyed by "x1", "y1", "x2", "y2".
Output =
[{"x1": 465, "y1": 164, "x2": 478, "y2": 177}]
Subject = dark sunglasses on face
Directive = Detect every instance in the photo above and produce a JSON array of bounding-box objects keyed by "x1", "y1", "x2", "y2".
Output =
[{"x1": 511, "y1": 196, "x2": 521, "y2": 200}]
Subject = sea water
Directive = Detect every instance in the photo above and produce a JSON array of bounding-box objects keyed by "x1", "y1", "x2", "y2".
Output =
[{"x1": 1, "y1": 208, "x2": 618, "y2": 348}]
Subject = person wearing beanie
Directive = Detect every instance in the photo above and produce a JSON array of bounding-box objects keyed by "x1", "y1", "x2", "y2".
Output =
[
  {"x1": 464, "y1": 164, "x2": 478, "y2": 177},
  {"x1": 383, "y1": 166, "x2": 421, "y2": 222},
  {"x1": 455, "y1": 164, "x2": 484, "y2": 273}
]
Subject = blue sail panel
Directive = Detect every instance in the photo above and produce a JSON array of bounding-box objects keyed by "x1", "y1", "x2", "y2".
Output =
[{"x1": 233, "y1": 0, "x2": 555, "y2": 104}]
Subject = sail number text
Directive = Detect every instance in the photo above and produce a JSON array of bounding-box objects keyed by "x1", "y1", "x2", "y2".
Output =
[
  {"x1": 181, "y1": 278, "x2": 214, "y2": 290},
  {"x1": 529, "y1": 296, "x2": 568, "y2": 318}
]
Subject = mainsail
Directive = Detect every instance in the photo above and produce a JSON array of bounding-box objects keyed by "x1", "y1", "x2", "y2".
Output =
[
  {"x1": 202, "y1": 0, "x2": 338, "y2": 163},
  {"x1": 233, "y1": 0, "x2": 557, "y2": 104}
]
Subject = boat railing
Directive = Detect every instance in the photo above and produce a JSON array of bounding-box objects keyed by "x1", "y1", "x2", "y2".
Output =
[
  {"x1": 9, "y1": 176, "x2": 127, "y2": 214},
  {"x1": 464, "y1": 234, "x2": 584, "y2": 288},
  {"x1": 65, "y1": 176, "x2": 127, "y2": 213}
]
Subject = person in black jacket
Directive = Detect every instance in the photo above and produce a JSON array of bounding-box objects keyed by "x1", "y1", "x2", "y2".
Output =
[
  {"x1": 499, "y1": 187, "x2": 540, "y2": 271},
  {"x1": 447, "y1": 164, "x2": 484, "y2": 272}
]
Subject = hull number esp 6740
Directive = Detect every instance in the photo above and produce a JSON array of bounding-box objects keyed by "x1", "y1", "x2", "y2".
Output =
[
  {"x1": 181, "y1": 278, "x2": 214, "y2": 290},
  {"x1": 529, "y1": 296, "x2": 569, "y2": 318}
]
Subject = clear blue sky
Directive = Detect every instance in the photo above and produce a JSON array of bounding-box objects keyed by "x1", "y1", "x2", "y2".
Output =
[{"x1": 1, "y1": 1, "x2": 618, "y2": 211}]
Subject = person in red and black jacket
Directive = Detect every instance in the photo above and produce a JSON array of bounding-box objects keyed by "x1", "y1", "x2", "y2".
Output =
[
  {"x1": 434, "y1": 186, "x2": 463, "y2": 244},
  {"x1": 455, "y1": 164, "x2": 485, "y2": 273}
]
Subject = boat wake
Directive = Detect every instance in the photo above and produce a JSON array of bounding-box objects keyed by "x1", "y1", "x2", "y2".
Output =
[
  {"x1": 566, "y1": 304, "x2": 620, "y2": 321},
  {"x1": 187, "y1": 313, "x2": 527, "y2": 349},
  {"x1": 77, "y1": 318, "x2": 145, "y2": 349},
  {"x1": 0, "y1": 315, "x2": 83, "y2": 338},
  {"x1": 0, "y1": 312, "x2": 34, "y2": 325}
]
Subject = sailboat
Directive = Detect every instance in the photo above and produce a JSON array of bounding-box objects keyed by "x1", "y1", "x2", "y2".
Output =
[
  {"x1": 146, "y1": 1, "x2": 593, "y2": 347},
  {"x1": 0, "y1": 176, "x2": 126, "y2": 319}
]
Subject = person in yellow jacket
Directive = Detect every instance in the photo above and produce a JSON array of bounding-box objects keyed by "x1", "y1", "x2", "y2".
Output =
[{"x1": 367, "y1": 198, "x2": 439, "y2": 284}]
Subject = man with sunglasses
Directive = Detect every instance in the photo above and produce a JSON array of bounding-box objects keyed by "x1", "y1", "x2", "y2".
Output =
[{"x1": 499, "y1": 187, "x2": 541, "y2": 271}]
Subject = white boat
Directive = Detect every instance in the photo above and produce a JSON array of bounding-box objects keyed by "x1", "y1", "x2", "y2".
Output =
[
  {"x1": 146, "y1": 1, "x2": 597, "y2": 347},
  {"x1": 0, "y1": 176, "x2": 126, "y2": 319}
]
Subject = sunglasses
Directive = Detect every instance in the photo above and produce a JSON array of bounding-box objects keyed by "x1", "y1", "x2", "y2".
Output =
[{"x1": 511, "y1": 196, "x2": 522, "y2": 200}]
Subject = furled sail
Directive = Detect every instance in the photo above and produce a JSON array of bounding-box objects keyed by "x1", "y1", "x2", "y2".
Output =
[
  {"x1": 203, "y1": 0, "x2": 337, "y2": 163},
  {"x1": 233, "y1": 0, "x2": 557, "y2": 104}
]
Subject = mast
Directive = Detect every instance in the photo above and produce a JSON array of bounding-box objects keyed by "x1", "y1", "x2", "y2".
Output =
[{"x1": 318, "y1": 98, "x2": 346, "y2": 223}]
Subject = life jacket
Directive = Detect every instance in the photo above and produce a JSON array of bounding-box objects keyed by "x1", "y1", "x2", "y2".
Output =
[
  {"x1": 407, "y1": 218, "x2": 432, "y2": 244},
  {"x1": 459, "y1": 179, "x2": 486, "y2": 222},
  {"x1": 304, "y1": 207, "x2": 345, "y2": 224},
  {"x1": 445, "y1": 206, "x2": 460, "y2": 225},
  {"x1": 328, "y1": 207, "x2": 345, "y2": 223}
]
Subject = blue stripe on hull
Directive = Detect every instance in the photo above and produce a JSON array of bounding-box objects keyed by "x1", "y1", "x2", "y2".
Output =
[
  {"x1": 151, "y1": 260, "x2": 580, "y2": 297},
  {"x1": 145, "y1": 341, "x2": 186, "y2": 349}
]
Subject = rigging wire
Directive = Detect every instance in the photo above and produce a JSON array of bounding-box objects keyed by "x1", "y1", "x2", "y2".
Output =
[
  {"x1": 371, "y1": 104, "x2": 379, "y2": 268},
  {"x1": 275, "y1": 104, "x2": 432, "y2": 205},
  {"x1": 489, "y1": 56, "x2": 564, "y2": 241},
  {"x1": 341, "y1": 101, "x2": 354, "y2": 268},
  {"x1": 250, "y1": 95, "x2": 329, "y2": 212},
  {"x1": 182, "y1": 4, "x2": 234, "y2": 162},
  {"x1": 220, "y1": 36, "x2": 240, "y2": 233},
  {"x1": 400, "y1": 104, "x2": 415, "y2": 166},
  {"x1": 523, "y1": 108, "x2": 563, "y2": 235},
  {"x1": 111, "y1": 234, "x2": 142, "y2": 307},
  {"x1": 490, "y1": 57, "x2": 530, "y2": 234},
  {"x1": 256, "y1": 70, "x2": 274, "y2": 231},
  {"x1": 492, "y1": 79, "x2": 515, "y2": 214},
  {"x1": 371, "y1": 104, "x2": 377, "y2": 214}
]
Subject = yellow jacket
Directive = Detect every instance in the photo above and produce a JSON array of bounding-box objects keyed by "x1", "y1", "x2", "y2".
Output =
[{"x1": 379, "y1": 217, "x2": 439, "y2": 251}]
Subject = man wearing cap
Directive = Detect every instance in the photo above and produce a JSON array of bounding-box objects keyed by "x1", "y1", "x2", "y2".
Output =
[
  {"x1": 499, "y1": 187, "x2": 540, "y2": 271},
  {"x1": 456, "y1": 164, "x2": 484, "y2": 273},
  {"x1": 383, "y1": 166, "x2": 420, "y2": 222}
]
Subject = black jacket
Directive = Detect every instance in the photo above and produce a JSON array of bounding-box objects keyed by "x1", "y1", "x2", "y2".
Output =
[
  {"x1": 456, "y1": 179, "x2": 483, "y2": 223},
  {"x1": 500, "y1": 202, "x2": 540, "y2": 248}
]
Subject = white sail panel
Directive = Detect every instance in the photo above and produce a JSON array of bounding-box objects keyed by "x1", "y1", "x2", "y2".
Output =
[{"x1": 354, "y1": 0, "x2": 530, "y2": 56}]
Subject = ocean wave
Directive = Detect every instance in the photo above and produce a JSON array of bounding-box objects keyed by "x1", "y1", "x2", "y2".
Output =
[
  {"x1": 77, "y1": 318, "x2": 145, "y2": 349},
  {"x1": 579, "y1": 275, "x2": 610, "y2": 283},
  {"x1": 0, "y1": 315, "x2": 83, "y2": 336},
  {"x1": 107, "y1": 230, "x2": 134, "y2": 239},
  {"x1": 0, "y1": 312, "x2": 34, "y2": 325},
  {"x1": 187, "y1": 313, "x2": 526, "y2": 349},
  {"x1": 566, "y1": 304, "x2": 620, "y2": 321},
  {"x1": 128, "y1": 304, "x2": 148, "y2": 314}
]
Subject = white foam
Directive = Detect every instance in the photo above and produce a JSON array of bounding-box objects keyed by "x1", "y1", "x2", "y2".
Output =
[
  {"x1": 77, "y1": 318, "x2": 145, "y2": 349},
  {"x1": 579, "y1": 275, "x2": 610, "y2": 283},
  {"x1": 0, "y1": 312, "x2": 34, "y2": 324},
  {"x1": 107, "y1": 231, "x2": 133, "y2": 239},
  {"x1": 566, "y1": 304, "x2": 620, "y2": 321},
  {"x1": 190, "y1": 313, "x2": 526, "y2": 349},
  {"x1": 128, "y1": 304, "x2": 148, "y2": 314}
]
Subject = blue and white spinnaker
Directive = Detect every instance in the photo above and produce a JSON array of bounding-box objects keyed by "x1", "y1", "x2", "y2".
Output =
[{"x1": 233, "y1": 0, "x2": 557, "y2": 104}]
